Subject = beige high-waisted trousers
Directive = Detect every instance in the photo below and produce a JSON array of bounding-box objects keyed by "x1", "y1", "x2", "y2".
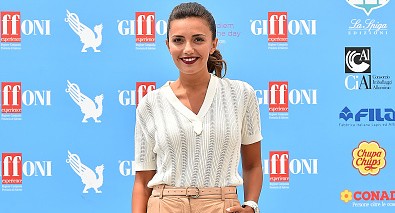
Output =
[{"x1": 147, "y1": 184, "x2": 240, "y2": 213}]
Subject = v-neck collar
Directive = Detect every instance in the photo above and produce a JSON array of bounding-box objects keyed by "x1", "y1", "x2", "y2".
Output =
[{"x1": 162, "y1": 74, "x2": 218, "y2": 134}]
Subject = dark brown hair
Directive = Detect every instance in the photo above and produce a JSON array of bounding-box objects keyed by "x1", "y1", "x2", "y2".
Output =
[{"x1": 167, "y1": 2, "x2": 227, "y2": 78}]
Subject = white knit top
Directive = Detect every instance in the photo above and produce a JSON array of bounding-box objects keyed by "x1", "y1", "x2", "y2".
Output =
[{"x1": 134, "y1": 74, "x2": 262, "y2": 188}]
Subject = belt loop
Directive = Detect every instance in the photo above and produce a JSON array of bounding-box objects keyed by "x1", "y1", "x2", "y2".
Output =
[
  {"x1": 221, "y1": 187, "x2": 225, "y2": 201},
  {"x1": 159, "y1": 184, "x2": 165, "y2": 199}
]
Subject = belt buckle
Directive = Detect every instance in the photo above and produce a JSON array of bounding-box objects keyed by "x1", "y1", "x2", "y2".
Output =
[{"x1": 186, "y1": 187, "x2": 200, "y2": 198}]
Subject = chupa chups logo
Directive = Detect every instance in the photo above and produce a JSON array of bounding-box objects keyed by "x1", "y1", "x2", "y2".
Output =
[
  {"x1": 66, "y1": 80, "x2": 104, "y2": 123},
  {"x1": 339, "y1": 107, "x2": 395, "y2": 122},
  {"x1": 346, "y1": 0, "x2": 390, "y2": 16},
  {"x1": 118, "y1": 82, "x2": 156, "y2": 107},
  {"x1": 66, "y1": 151, "x2": 104, "y2": 193},
  {"x1": 65, "y1": 10, "x2": 103, "y2": 52},
  {"x1": 345, "y1": 47, "x2": 371, "y2": 73},
  {"x1": 352, "y1": 141, "x2": 386, "y2": 175}
]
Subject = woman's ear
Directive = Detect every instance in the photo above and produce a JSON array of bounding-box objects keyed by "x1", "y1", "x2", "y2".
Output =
[
  {"x1": 210, "y1": 38, "x2": 218, "y2": 54},
  {"x1": 166, "y1": 39, "x2": 170, "y2": 53}
]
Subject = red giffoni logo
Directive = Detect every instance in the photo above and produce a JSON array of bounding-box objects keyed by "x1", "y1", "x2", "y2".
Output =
[
  {"x1": 2, "y1": 153, "x2": 23, "y2": 184},
  {"x1": 269, "y1": 81, "x2": 288, "y2": 112},
  {"x1": 136, "y1": 82, "x2": 156, "y2": 106},
  {"x1": 0, "y1": 12, "x2": 21, "y2": 42},
  {"x1": 1, "y1": 82, "x2": 22, "y2": 113},
  {"x1": 268, "y1": 12, "x2": 288, "y2": 42},
  {"x1": 135, "y1": 12, "x2": 155, "y2": 43},
  {"x1": 269, "y1": 151, "x2": 289, "y2": 182}
]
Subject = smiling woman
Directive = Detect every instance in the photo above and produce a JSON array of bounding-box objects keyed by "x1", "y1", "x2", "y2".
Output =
[{"x1": 132, "y1": 2, "x2": 263, "y2": 213}]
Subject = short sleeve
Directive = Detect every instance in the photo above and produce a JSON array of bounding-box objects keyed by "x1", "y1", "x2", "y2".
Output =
[
  {"x1": 241, "y1": 84, "x2": 263, "y2": 145},
  {"x1": 134, "y1": 97, "x2": 157, "y2": 171}
]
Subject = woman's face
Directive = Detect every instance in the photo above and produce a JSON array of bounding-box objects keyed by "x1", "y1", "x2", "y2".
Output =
[{"x1": 166, "y1": 17, "x2": 218, "y2": 76}]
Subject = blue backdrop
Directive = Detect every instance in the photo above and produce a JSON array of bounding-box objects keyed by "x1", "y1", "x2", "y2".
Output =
[{"x1": 1, "y1": 0, "x2": 394, "y2": 212}]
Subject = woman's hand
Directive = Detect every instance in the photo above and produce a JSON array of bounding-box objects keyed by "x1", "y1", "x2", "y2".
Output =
[{"x1": 226, "y1": 205, "x2": 255, "y2": 213}]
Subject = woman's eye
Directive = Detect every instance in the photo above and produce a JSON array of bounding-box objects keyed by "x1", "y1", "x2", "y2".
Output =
[
  {"x1": 172, "y1": 38, "x2": 183, "y2": 43},
  {"x1": 195, "y1": 37, "x2": 204, "y2": 42}
]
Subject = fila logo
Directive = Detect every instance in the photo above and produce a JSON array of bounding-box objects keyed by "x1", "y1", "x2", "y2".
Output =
[
  {"x1": 269, "y1": 151, "x2": 289, "y2": 182},
  {"x1": 0, "y1": 11, "x2": 51, "y2": 43},
  {"x1": 269, "y1": 81, "x2": 289, "y2": 112},
  {"x1": 1, "y1": 82, "x2": 52, "y2": 114},
  {"x1": 250, "y1": 12, "x2": 317, "y2": 41},
  {"x1": 118, "y1": 82, "x2": 156, "y2": 106}
]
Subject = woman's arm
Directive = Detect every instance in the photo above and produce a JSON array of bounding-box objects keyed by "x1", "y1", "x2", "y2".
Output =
[
  {"x1": 226, "y1": 141, "x2": 263, "y2": 213},
  {"x1": 132, "y1": 170, "x2": 156, "y2": 213},
  {"x1": 241, "y1": 141, "x2": 263, "y2": 202}
]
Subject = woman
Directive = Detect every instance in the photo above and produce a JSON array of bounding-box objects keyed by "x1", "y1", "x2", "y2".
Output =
[{"x1": 132, "y1": 2, "x2": 262, "y2": 213}]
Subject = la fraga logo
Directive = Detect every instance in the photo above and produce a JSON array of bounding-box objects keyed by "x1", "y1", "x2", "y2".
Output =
[{"x1": 118, "y1": 82, "x2": 156, "y2": 107}]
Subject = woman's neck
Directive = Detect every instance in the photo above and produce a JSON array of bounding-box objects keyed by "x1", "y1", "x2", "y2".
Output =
[{"x1": 174, "y1": 71, "x2": 211, "y2": 91}]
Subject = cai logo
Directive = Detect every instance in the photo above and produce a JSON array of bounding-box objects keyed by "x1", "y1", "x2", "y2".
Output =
[
  {"x1": 118, "y1": 82, "x2": 156, "y2": 107},
  {"x1": 345, "y1": 47, "x2": 371, "y2": 73},
  {"x1": 66, "y1": 80, "x2": 104, "y2": 123},
  {"x1": 65, "y1": 10, "x2": 103, "y2": 52},
  {"x1": 339, "y1": 107, "x2": 395, "y2": 122},
  {"x1": 66, "y1": 151, "x2": 104, "y2": 193},
  {"x1": 352, "y1": 141, "x2": 386, "y2": 175},
  {"x1": 346, "y1": 0, "x2": 390, "y2": 16}
]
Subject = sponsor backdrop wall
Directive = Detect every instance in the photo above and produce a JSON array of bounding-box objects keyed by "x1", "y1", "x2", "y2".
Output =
[{"x1": 0, "y1": 0, "x2": 394, "y2": 212}]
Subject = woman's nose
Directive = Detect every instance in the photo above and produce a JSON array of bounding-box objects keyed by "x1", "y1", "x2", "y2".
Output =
[{"x1": 183, "y1": 42, "x2": 194, "y2": 54}]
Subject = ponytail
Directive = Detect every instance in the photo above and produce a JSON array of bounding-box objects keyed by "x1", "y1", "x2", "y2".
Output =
[{"x1": 208, "y1": 49, "x2": 227, "y2": 78}]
